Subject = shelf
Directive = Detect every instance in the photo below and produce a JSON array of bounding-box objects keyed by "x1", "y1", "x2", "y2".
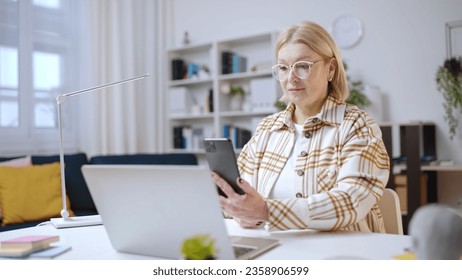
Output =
[
  {"x1": 168, "y1": 42, "x2": 213, "y2": 54},
  {"x1": 170, "y1": 113, "x2": 214, "y2": 120},
  {"x1": 394, "y1": 163, "x2": 462, "y2": 172},
  {"x1": 218, "y1": 70, "x2": 272, "y2": 81},
  {"x1": 169, "y1": 78, "x2": 213, "y2": 87},
  {"x1": 220, "y1": 110, "x2": 275, "y2": 118},
  {"x1": 166, "y1": 32, "x2": 278, "y2": 152}
]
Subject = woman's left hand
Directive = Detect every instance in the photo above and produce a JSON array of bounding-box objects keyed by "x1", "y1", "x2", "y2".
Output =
[{"x1": 212, "y1": 172, "x2": 269, "y2": 227}]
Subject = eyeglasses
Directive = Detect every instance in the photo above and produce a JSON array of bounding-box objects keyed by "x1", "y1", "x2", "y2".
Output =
[{"x1": 271, "y1": 60, "x2": 324, "y2": 81}]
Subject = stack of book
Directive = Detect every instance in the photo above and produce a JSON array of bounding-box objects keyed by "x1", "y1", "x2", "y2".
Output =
[
  {"x1": 173, "y1": 126, "x2": 205, "y2": 150},
  {"x1": 222, "y1": 124, "x2": 252, "y2": 149},
  {"x1": 171, "y1": 59, "x2": 186, "y2": 80},
  {"x1": 221, "y1": 51, "x2": 247, "y2": 74},
  {"x1": 0, "y1": 235, "x2": 60, "y2": 258}
]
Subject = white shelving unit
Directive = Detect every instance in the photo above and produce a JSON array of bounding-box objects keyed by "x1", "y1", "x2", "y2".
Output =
[{"x1": 165, "y1": 32, "x2": 281, "y2": 154}]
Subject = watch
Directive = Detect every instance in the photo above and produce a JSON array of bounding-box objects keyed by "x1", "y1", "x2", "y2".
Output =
[{"x1": 332, "y1": 15, "x2": 364, "y2": 49}]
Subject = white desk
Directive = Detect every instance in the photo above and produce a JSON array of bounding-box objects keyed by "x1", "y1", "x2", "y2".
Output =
[{"x1": 0, "y1": 219, "x2": 411, "y2": 260}]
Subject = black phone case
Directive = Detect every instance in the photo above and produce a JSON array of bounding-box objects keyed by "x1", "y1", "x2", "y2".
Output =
[{"x1": 203, "y1": 138, "x2": 245, "y2": 197}]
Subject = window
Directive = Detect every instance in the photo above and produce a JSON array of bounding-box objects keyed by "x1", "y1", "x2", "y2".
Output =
[
  {"x1": 0, "y1": 0, "x2": 80, "y2": 154},
  {"x1": 0, "y1": 46, "x2": 18, "y2": 127}
]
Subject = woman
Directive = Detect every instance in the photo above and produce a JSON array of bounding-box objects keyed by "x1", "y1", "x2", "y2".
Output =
[{"x1": 212, "y1": 21, "x2": 389, "y2": 233}]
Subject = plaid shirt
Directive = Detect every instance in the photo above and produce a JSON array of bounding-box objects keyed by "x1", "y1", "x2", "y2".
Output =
[{"x1": 237, "y1": 95, "x2": 389, "y2": 232}]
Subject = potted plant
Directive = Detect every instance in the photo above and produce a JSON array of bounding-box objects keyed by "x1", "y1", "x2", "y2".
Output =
[
  {"x1": 181, "y1": 234, "x2": 217, "y2": 260},
  {"x1": 435, "y1": 57, "x2": 462, "y2": 139},
  {"x1": 344, "y1": 62, "x2": 371, "y2": 108},
  {"x1": 220, "y1": 83, "x2": 246, "y2": 111}
]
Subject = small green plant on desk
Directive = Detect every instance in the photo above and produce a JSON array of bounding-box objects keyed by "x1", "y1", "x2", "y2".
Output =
[{"x1": 181, "y1": 234, "x2": 217, "y2": 260}]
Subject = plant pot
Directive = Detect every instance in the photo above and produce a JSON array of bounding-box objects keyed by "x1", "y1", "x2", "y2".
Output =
[{"x1": 229, "y1": 95, "x2": 243, "y2": 111}]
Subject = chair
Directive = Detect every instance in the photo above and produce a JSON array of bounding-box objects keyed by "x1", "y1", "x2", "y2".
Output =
[{"x1": 378, "y1": 188, "x2": 404, "y2": 235}]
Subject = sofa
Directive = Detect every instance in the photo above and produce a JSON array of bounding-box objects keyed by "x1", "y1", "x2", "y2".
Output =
[{"x1": 0, "y1": 152, "x2": 198, "y2": 232}]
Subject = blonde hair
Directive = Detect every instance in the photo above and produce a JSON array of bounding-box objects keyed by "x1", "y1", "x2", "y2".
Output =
[{"x1": 275, "y1": 21, "x2": 349, "y2": 102}]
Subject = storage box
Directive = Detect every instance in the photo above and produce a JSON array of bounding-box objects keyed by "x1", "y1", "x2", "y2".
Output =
[{"x1": 394, "y1": 174, "x2": 427, "y2": 212}]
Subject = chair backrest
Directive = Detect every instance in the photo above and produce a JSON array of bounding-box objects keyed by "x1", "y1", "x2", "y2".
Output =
[{"x1": 378, "y1": 188, "x2": 404, "y2": 235}]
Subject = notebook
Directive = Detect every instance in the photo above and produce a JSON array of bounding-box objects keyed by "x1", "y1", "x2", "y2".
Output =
[{"x1": 81, "y1": 164, "x2": 278, "y2": 260}]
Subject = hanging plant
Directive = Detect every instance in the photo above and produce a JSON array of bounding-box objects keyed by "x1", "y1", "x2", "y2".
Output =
[{"x1": 435, "y1": 57, "x2": 462, "y2": 139}]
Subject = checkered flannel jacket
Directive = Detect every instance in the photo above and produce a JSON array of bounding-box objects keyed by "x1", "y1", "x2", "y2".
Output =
[{"x1": 237, "y1": 95, "x2": 389, "y2": 232}]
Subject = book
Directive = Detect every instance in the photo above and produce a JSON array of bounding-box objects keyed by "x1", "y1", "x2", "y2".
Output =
[
  {"x1": 169, "y1": 87, "x2": 190, "y2": 116},
  {"x1": 0, "y1": 246, "x2": 38, "y2": 258},
  {"x1": 232, "y1": 54, "x2": 247, "y2": 73},
  {"x1": 221, "y1": 51, "x2": 234, "y2": 74},
  {"x1": 171, "y1": 59, "x2": 186, "y2": 80},
  {"x1": 221, "y1": 124, "x2": 252, "y2": 148},
  {"x1": 187, "y1": 63, "x2": 200, "y2": 79},
  {"x1": 29, "y1": 245, "x2": 71, "y2": 258},
  {"x1": 250, "y1": 77, "x2": 278, "y2": 112},
  {"x1": 0, "y1": 235, "x2": 60, "y2": 258},
  {"x1": 1, "y1": 235, "x2": 59, "y2": 250},
  {"x1": 173, "y1": 126, "x2": 185, "y2": 149}
]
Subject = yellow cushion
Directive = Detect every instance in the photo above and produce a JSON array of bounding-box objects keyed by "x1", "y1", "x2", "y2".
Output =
[
  {"x1": 0, "y1": 156, "x2": 32, "y2": 220},
  {"x1": 0, "y1": 163, "x2": 74, "y2": 226}
]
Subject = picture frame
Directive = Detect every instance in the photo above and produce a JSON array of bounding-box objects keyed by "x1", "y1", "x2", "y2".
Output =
[{"x1": 445, "y1": 20, "x2": 462, "y2": 58}]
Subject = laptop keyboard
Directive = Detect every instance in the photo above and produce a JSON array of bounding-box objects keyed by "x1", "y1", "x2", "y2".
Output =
[{"x1": 233, "y1": 245, "x2": 255, "y2": 258}]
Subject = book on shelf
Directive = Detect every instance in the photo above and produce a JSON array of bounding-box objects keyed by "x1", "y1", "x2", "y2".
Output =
[
  {"x1": 250, "y1": 77, "x2": 278, "y2": 112},
  {"x1": 191, "y1": 127, "x2": 205, "y2": 150},
  {"x1": 222, "y1": 124, "x2": 252, "y2": 149},
  {"x1": 169, "y1": 87, "x2": 190, "y2": 116},
  {"x1": 204, "y1": 88, "x2": 214, "y2": 113},
  {"x1": 221, "y1": 51, "x2": 233, "y2": 74},
  {"x1": 173, "y1": 125, "x2": 204, "y2": 150},
  {"x1": 232, "y1": 53, "x2": 247, "y2": 73},
  {"x1": 173, "y1": 126, "x2": 187, "y2": 149},
  {"x1": 221, "y1": 51, "x2": 247, "y2": 74},
  {"x1": 187, "y1": 63, "x2": 200, "y2": 79},
  {"x1": 171, "y1": 58, "x2": 186, "y2": 80}
]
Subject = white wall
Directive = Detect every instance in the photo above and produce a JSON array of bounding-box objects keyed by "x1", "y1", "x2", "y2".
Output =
[{"x1": 166, "y1": 0, "x2": 462, "y2": 164}]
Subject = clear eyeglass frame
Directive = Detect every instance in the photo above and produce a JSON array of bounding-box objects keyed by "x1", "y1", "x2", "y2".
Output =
[{"x1": 271, "y1": 60, "x2": 324, "y2": 81}]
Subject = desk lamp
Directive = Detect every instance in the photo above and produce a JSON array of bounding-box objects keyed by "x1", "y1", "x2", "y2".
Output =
[{"x1": 50, "y1": 73, "x2": 149, "y2": 228}]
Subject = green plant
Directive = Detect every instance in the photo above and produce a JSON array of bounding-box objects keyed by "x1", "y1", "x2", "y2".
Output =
[
  {"x1": 274, "y1": 100, "x2": 287, "y2": 111},
  {"x1": 347, "y1": 80, "x2": 371, "y2": 108},
  {"x1": 181, "y1": 234, "x2": 217, "y2": 260},
  {"x1": 436, "y1": 57, "x2": 462, "y2": 139},
  {"x1": 344, "y1": 62, "x2": 371, "y2": 108},
  {"x1": 229, "y1": 85, "x2": 245, "y2": 96}
]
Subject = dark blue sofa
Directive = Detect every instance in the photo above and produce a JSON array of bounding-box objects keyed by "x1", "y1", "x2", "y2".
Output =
[{"x1": 0, "y1": 152, "x2": 198, "y2": 231}]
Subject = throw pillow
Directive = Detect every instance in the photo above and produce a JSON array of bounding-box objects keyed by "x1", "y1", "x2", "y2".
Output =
[
  {"x1": 0, "y1": 156, "x2": 32, "y2": 167},
  {"x1": 0, "y1": 162, "x2": 74, "y2": 226},
  {"x1": 0, "y1": 156, "x2": 32, "y2": 220}
]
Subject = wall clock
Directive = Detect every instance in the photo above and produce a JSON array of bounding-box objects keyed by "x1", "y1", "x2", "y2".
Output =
[{"x1": 332, "y1": 15, "x2": 364, "y2": 49}]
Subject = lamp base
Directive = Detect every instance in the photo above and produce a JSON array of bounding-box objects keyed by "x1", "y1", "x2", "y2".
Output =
[{"x1": 50, "y1": 215, "x2": 102, "y2": 229}]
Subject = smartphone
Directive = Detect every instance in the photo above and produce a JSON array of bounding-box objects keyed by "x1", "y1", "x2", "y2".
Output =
[{"x1": 203, "y1": 138, "x2": 245, "y2": 197}]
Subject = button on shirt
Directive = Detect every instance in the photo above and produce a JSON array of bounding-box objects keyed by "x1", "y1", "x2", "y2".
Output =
[
  {"x1": 237, "y1": 96, "x2": 389, "y2": 233},
  {"x1": 269, "y1": 123, "x2": 306, "y2": 199}
]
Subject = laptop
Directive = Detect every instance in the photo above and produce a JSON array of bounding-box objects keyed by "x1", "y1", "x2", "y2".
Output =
[{"x1": 81, "y1": 164, "x2": 278, "y2": 260}]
